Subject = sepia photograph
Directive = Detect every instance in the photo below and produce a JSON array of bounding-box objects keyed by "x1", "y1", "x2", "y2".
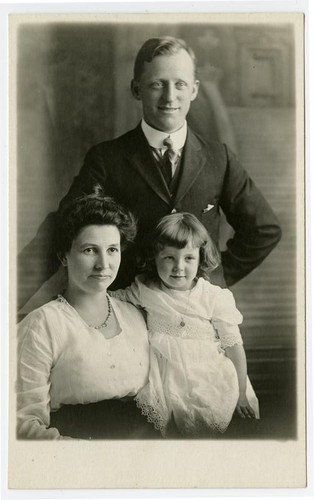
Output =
[{"x1": 7, "y1": 8, "x2": 307, "y2": 491}]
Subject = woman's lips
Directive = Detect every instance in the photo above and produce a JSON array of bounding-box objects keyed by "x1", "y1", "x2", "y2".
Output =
[{"x1": 90, "y1": 275, "x2": 111, "y2": 280}]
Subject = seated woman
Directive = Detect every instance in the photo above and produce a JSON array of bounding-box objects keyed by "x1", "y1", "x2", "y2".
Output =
[{"x1": 16, "y1": 188, "x2": 159, "y2": 439}]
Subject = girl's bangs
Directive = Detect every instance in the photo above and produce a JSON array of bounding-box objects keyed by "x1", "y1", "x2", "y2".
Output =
[{"x1": 158, "y1": 224, "x2": 204, "y2": 250}]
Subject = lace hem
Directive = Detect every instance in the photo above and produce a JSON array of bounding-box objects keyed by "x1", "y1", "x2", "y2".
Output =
[
  {"x1": 135, "y1": 395, "x2": 235, "y2": 437},
  {"x1": 179, "y1": 413, "x2": 232, "y2": 435},
  {"x1": 135, "y1": 395, "x2": 168, "y2": 437},
  {"x1": 173, "y1": 402, "x2": 234, "y2": 435}
]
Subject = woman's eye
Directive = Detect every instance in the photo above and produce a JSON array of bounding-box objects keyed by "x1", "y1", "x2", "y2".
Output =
[
  {"x1": 83, "y1": 248, "x2": 96, "y2": 255},
  {"x1": 108, "y1": 247, "x2": 119, "y2": 254}
]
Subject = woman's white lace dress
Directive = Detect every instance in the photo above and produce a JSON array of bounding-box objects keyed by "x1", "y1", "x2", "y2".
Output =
[{"x1": 112, "y1": 276, "x2": 259, "y2": 436}]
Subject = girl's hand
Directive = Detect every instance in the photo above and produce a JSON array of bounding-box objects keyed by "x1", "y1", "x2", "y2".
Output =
[{"x1": 236, "y1": 395, "x2": 256, "y2": 419}]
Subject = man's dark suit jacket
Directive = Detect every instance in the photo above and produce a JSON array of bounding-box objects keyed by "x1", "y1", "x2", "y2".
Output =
[{"x1": 18, "y1": 124, "x2": 281, "y2": 309}]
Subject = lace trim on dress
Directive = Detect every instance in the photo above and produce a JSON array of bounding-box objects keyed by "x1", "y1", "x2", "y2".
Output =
[
  {"x1": 136, "y1": 378, "x2": 239, "y2": 437},
  {"x1": 178, "y1": 411, "x2": 232, "y2": 435},
  {"x1": 57, "y1": 294, "x2": 67, "y2": 305},
  {"x1": 219, "y1": 335, "x2": 243, "y2": 349},
  {"x1": 136, "y1": 395, "x2": 235, "y2": 436},
  {"x1": 172, "y1": 380, "x2": 238, "y2": 435},
  {"x1": 135, "y1": 390, "x2": 169, "y2": 437},
  {"x1": 147, "y1": 315, "x2": 216, "y2": 340},
  {"x1": 135, "y1": 398, "x2": 167, "y2": 437}
]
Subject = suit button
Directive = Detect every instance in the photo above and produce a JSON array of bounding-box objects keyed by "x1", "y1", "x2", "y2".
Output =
[{"x1": 171, "y1": 209, "x2": 177, "y2": 214}]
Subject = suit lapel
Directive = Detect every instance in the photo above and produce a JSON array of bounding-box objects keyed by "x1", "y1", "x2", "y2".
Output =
[
  {"x1": 128, "y1": 125, "x2": 171, "y2": 205},
  {"x1": 173, "y1": 129, "x2": 207, "y2": 204},
  {"x1": 126, "y1": 125, "x2": 209, "y2": 206}
]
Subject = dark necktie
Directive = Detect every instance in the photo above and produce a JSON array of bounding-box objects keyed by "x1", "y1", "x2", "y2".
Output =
[{"x1": 162, "y1": 136, "x2": 179, "y2": 186}]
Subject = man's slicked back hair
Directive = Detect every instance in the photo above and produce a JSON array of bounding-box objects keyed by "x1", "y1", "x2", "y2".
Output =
[{"x1": 133, "y1": 36, "x2": 198, "y2": 81}]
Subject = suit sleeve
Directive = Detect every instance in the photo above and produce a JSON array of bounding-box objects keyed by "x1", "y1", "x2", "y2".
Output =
[
  {"x1": 220, "y1": 145, "x2": 282, "y2": 286},
  {"x1": 58, "y1": 144, "x2": 109, "y2": 203},
  {"x1": 18, "y1": 144, "x2": 109, "y2": 311}
]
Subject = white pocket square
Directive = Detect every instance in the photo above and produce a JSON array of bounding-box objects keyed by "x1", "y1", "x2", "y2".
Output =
[{"x1": 202, "y1": 204, "x2": 214, "y2": 214}]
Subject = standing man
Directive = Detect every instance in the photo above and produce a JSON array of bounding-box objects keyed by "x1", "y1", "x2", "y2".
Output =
[{"x1": 18, "y1": 36, "x2": 281, "y2": 310}]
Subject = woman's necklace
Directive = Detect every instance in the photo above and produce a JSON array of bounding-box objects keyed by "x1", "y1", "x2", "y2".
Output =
[
  {"x1": 87, "y1": 294, "x2": 112, "y2": 329},
  {"x1": 59, "y1": 293, "x2": 112, "y2": 329}
]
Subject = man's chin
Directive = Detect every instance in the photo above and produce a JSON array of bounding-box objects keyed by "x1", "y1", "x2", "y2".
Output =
[{"x1": 151, "y1": 118, "x2": 185, "y2": 134}]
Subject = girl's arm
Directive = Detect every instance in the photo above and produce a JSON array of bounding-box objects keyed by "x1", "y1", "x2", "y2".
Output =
[
  {"x1": 211, "y1": 287, "x2": 256, "y2": 418},
  {"x1": 109, "y1": 276, "x2": 143, "y2": 307},
  {"x1": 224, "y1": 343, "x2": 256, "y2": 418}
]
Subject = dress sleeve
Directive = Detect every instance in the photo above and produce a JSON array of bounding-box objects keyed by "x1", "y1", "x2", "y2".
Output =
[
  {"x1": 17, "y1": 316, "x2": 61, "y2": 439},
  {"x1": 109, "y1": 277, "x2": 143, "y2": 307},
  {"x1": 211, "y1": 288, "x2": 244, "y2": 349}
]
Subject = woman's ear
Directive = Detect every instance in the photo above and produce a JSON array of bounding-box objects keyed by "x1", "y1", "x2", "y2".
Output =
[
  {"x1": 131, "y1": 79, "x2": 141, "y2": 100},
  {"x1": 57, "y1": 253, "x2": 68, "y2": 267}
]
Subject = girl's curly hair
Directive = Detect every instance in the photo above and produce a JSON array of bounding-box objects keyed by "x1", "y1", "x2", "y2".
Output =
[{"x1": 143, "y1": 212, "x2": 220, "y2": 280}]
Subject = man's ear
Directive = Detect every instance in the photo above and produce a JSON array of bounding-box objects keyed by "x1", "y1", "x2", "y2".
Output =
[
  {"x1": 131, "y1": 79, "x2": 141, "y2": 100},
  {"x1": 190, "y1": 79, "x2": 200, "y2": 102}
]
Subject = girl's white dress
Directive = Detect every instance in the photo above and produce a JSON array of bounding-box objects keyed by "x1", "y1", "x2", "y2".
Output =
[{"x1": 112, "y1": 275, "x2": 259, "y2": 436}]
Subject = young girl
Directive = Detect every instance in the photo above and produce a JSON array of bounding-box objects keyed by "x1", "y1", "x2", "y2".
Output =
[{"x1": 111, "y1": 212, "x2": 259, "y2": 436}]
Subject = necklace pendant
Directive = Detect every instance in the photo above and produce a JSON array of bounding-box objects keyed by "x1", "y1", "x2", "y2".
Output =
[{"x1": 180, "y1": 320, "x2": 185, "y2": 327}]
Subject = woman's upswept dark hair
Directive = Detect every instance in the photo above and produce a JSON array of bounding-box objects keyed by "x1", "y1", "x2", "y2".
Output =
[
  {"x1": 55, "y1": 186, "x2": 137, "y2": 255},
  {"x1": 144, "y1": 212, "x2": 220, "y2": 280}
]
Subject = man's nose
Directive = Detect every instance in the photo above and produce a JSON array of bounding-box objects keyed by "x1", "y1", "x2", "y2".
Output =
[{"x1": 163, "y1": 83, "x2": 176, "y2": 102}]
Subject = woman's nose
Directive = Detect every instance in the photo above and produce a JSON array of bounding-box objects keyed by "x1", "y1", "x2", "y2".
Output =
[{"x1": 95, "y1": 252, "x2": 108, "y2": 269}]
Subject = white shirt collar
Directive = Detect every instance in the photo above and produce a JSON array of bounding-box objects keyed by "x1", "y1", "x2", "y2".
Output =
[{"x1": 141, "y1": 119, "x2": 187, "y2": 150}]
